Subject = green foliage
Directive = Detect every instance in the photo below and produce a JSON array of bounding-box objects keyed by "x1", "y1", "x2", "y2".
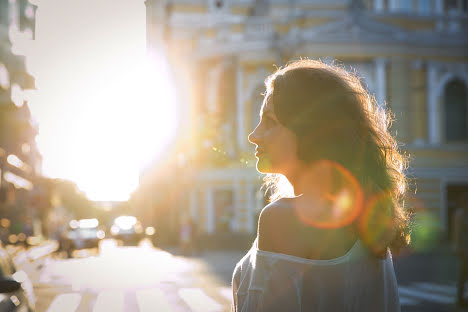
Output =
[{"x1": 410, "y1": 211, "x2": 442, "y2": 253}]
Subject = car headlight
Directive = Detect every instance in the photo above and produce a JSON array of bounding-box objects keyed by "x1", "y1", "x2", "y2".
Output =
[
  {"x1": 110, "y1": 225, "x2": 119, "y2": 236},
  {"x1": 96, "y1": 230, "x2": 105, "y2": 239}
]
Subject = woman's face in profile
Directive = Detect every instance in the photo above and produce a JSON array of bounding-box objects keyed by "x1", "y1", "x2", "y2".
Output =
[{"x1": 248, "y1": 95, "x2": 299, "y2": 175}]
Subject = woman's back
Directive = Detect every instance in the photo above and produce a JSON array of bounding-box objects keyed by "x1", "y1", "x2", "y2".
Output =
[
  {"x1": 257, "y1": 198, "x2": 358, "y2": 261},
  {"x1": 231, "y1": 199, "x2": 400, "y2": 311}
]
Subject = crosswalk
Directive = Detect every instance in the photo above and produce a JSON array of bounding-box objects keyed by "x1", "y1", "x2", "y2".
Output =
[
  {"x1": 40, "y1": 282, "x2": 461, "y2": 311},
  {"x1": 399, "y1": 282, "x2": 461, "y2": 307},
  {"x1": 42, "y1": 286, "x2": 233, "y2": 312}
]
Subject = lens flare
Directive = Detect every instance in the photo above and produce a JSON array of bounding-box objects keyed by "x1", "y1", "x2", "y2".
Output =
[
  {"x1": 294, "y1": 160, "x2": 363, "y2": 229},
  {"x1": 357, "y1": 191, "x2": 394, "y2": 253}
]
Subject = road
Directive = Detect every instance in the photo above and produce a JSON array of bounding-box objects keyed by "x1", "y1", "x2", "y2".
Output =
[
  {"x1": 13, "y1": 239, "x2": 467, "y2": 312},
  {"x1": 20, "y1": 240, "x2": 240, "y2": 312}
]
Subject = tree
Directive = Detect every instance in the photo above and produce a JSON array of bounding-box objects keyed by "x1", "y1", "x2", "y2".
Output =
[{"x1": 52, "y1": 179, "x2": 96, "y2": 219}]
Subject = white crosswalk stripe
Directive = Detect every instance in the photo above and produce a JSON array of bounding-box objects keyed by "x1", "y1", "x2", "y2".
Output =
[
  {"x1": 136, "y1": 288, "x2": 174, "y2": 312},
  {"x1": 44, "y1": 286, "x2": 228, "y2": 312},
  {"x1": 412, "y1": 282, "x2": 456, "y2": 297},
  {"x1": 46, "y1": 293, "x2": 82, "y2": 312},
  {"x1": 219, "y1": 286, "x2": 232, "y2": 302},
  {"x1": 178, "y1": 288, "x2": 223, "y2": 312},
  {"x1": 93, "y1": 290, "x2": 125, "y2": 312},
  {"x1": 398, "y1": 282, "x2": 456, "y2": 306},
  {"x1": 398, "y1": 296, "x2": 419, "y2": 306}
]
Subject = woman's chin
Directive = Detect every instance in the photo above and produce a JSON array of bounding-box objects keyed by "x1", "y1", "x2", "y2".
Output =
[{"x1": 255, "y1": 158, "x2": 274, "y2": 174}]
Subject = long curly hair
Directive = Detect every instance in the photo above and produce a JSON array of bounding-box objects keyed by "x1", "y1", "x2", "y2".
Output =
[{"x1": 261, "y1": 59, "x2": 412, "y2": 257}]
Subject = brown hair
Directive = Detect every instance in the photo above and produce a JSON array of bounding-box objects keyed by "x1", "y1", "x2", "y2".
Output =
[{"x1": 261, "y1": 59, "x2": 412, "y2": 257}]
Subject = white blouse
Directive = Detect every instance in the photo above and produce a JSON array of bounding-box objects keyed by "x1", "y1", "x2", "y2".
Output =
[{"x1": 231, "y1": 238, "x2": 400, "y2": 312}]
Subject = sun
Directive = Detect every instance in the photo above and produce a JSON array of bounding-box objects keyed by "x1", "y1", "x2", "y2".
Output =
[{"x1": 25, "y1": 0, "x2": 177, "y2": 201}]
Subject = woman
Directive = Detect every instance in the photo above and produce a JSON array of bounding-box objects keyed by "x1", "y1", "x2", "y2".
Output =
[{"x1": 232, "y1": 59, "x2": 411, "y2": 312}]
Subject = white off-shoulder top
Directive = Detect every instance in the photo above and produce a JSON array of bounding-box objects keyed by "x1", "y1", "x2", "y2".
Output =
[{"x1": 231, "y1": 238, "x2": 400, "y2": 312}]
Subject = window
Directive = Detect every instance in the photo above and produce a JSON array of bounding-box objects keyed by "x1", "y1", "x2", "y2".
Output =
[
  {"x1": 446, "y1": 184, "x2": 468, "y2": 240},
  {"x1": 445, "y1": 0, "x2": 468, "y2": 12},
  {"x1": 444, "y1": 79, "x2": 468, "y2": 142}
]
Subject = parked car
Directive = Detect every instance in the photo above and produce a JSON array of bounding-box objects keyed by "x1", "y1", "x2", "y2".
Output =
[
  {"x1": 0, "y1": 242, "x2": 35, "y2": 311},
  {"x1": 110, "y1": 216, "x2": 144, "y2": 245},
  {"x1": 59, "y1": 219, "x2": 105, "y2": 258}
]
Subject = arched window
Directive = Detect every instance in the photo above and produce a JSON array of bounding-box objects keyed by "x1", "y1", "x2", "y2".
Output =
[{"x1": 444, "y1": 79, "x2": 468, "y2": 142}]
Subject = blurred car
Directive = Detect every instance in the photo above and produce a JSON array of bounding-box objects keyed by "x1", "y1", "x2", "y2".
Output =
[
  {"x1": 59, "y1": 219, "x2": 105, "y2": 258},
  {"x1": 110, "y1": 216, "x2": 144, "y2": 245},
  {"x1": 0, "y1": 242, "x2": 35, "y2": 312}
]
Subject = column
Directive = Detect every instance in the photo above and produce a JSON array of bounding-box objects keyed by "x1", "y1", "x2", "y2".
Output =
[
  {"x1": 374, "y1": 0, "x2": 384, "y2": 12},
  {"x1": 375, "y1": 57, "x2": 387, "y2": 108},
  {"x1": 427, "y1": 63, "x2": 439, "y2": 144},
  {"x1": 205, "y1": 187, "x2": 215, "y2": 234},
  {"x1": 9, "y1": 0, "x2": 19, "y2": 28},
  {"x1": 435, "y1": 0, "x2": 444, "y2": 14},
  {"x1": 388, "y1": 57, "x2": 411, "y2": 142},
  {"x1": 411, "y1": 60, "x2": 427, "y2": 144},
  {"x1": 236, "y1": 63, "x2": 246, "y2": 150},
  {"x1": 389, "y1": 0, "x2": 399, "y2": 11}
]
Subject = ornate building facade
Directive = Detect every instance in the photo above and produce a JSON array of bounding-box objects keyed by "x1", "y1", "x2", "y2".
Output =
[{"x1": 144, "y1": 0, "x2": 468, "y2": 243}]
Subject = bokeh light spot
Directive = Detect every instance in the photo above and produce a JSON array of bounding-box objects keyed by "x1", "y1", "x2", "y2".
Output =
[
  {"x1": 358, "y1": 191, "x2": 395, "y2": 254},
  {"x1": 410, "y1": 211, "x2": 442, "y2": 253},
  {"x1": 294, "y1": 160, "x2": 363, "y2": 229}
]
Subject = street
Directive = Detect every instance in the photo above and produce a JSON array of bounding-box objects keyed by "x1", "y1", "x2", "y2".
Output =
[
  {"x1": 12, "y1": 240, "x2": 467, "y2": 312},
  {"x1": 18, "y1": 240, "x2": 239, "y2": 312}
]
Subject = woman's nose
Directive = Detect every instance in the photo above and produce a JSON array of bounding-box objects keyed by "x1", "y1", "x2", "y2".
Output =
[{"x1": 248, "y1": 126, "x2": 261, "y2": 145}]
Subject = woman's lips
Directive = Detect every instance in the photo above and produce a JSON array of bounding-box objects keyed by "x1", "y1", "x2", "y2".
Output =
[{"x1": 255, "y1": 149, "x2": 265, "y2": 156}]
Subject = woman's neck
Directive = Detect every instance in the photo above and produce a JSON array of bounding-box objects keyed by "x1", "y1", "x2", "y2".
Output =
[{"x1": 287, "y1": 160, "x2": 334, "y2": 199}]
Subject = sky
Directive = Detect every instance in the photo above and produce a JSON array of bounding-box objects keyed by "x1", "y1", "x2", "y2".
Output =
[{"x1": 22, "y1": 0, "x2": 177, "y2": 201}]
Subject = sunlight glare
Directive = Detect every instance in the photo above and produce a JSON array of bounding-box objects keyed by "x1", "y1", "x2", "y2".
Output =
[{"x1": 25, "y1": 0, "x2": 177, "y2": 201}]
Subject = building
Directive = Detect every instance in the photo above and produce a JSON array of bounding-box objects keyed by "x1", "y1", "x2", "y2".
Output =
[{"x1": 143, "y1": 0, "x2": 468, "y2": 245}]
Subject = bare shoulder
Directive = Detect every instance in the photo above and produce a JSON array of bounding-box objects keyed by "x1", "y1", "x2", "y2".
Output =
[
  {"x1": 258, "y1": 198, "x2": 295, "y2": 226},
  {"x1": 257, "y1": 198, "x2": 296, "y2": 252},
  {"x1": 257, "y1": 198, "x2": 358, "y2": 259}
]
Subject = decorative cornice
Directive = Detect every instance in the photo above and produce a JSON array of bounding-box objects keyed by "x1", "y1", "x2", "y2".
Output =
[{"x1": 169, "y1": 9, "x2": 468, "y2": 59}]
